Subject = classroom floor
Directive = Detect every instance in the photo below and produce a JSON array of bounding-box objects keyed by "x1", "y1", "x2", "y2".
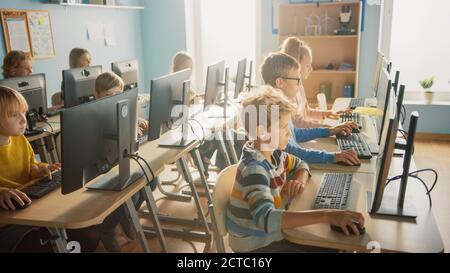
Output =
[{"x1": 94, "y1": 140, "x2": 450, "y2": 253}]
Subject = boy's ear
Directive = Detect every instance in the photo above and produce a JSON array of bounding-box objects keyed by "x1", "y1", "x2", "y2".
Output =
[{"x1": 275, "y1": 77, "x2": 284, "y2": 89}]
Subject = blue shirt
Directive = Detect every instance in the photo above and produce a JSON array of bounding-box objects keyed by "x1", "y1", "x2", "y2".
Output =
[{"x1": 284, "y1": 122, "x2": 335, "y2": 164}]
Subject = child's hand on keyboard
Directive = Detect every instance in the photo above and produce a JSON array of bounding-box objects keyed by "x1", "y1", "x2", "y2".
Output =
[
  {"x1": 137, "y1": 118, "x2": 149, "y2": 138},
  {"x1": 0, "y1": 189, "x2": 31, "y2": 211},
  {"x1": 335, "y1": 109, "x2": 353, "y2": 115},
  {"x1": 335, "y1": 150, "x2": 360, "y2": 166},
  {"x1": 32, "y1": 163, "x2": 62, "y2": 180},
  {"x1": 329, "y1": 122, "x2": 357, "y2": 136}
]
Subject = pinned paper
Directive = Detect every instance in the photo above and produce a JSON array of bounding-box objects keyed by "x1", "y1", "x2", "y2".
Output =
[
  {"x1": 87, "y1": 22, "x2": 103, "y2": 41},
  {"x1": 103, "y1": 22, "x2": 117, "y2": 47}
]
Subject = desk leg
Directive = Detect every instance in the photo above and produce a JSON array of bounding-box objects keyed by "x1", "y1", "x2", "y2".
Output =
[
  {"x1": 44, "y1": 135, "x2": 59, "y2": 164},
  {"x1": 215, "y1": 131, "x2": 231, "y2": 167},
  {"x1": 224, "y1": 128, "x2": 238, "y2": 164},
  {"x1": 190, "y1": 149, "x2": 214, "y2": 204},
  {"x1": 125, "y1": 199, "x2": 151, "y2": 253},
  {"x1": 140, "y1": 185, "x2": 168, "y2": 253},
  {"x1": 178, "y1": 156, "x2": 211, "y2": 236},
  {"x1": 36, "y1": 138, "x2": 51, "y2": 163},
  {"x1": 47, "y1": 228, "x2": 68, "y2": 253}
]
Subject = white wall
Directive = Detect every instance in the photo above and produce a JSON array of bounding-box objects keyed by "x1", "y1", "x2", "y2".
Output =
[{"x1": 390, "y1": 0, "x2": 450, "y2": 92}]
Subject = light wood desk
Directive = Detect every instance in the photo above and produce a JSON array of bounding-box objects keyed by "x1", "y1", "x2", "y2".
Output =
[{"x1": 283, "y1": 156, "x2": 444, "y2": 252}]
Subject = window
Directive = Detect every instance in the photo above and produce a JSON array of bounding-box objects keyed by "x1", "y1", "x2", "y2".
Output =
[{"x1": 389, "y1": 0, "x2": 450, "y2": 93}]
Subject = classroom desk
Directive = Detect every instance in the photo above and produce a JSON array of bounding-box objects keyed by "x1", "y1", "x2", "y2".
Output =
[
  {"x1": 26, "y1": 114, "x2": 61, "y2": 164},
  {"x1": 0, "y1": 164, "x2": 166, "y2": 253},
  {"x1": 283, "y1": 156, "x2": 444, "y2": 252}
]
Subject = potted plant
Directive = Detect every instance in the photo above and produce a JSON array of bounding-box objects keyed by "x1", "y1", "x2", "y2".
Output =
[{"x1": 419, "y1": 76, "x2": 435, "y2": 104}]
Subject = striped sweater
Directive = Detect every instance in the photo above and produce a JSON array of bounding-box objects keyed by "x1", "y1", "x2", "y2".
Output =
[{"x1": 226, "y1": 141, "x2": 310, "y2": 252}]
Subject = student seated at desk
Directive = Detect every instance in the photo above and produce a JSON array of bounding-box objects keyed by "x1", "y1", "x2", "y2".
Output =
[
  {"x1": 280, "y1": 37, "x2": 352, "y2": 128},
  {"x1": 261, "y1": 53, "x2": 360, "y2": 166},
  {"x1": 94, "y1": 72, "x2": 157, "y2": 252},
  {"x1": 226, "y1": 87, "x2": 365, "y2": 253},
  {"x1": 171, "y1": 51, "x2": 196, "y2": 105},
  {"x1": 52, "y1": 48, "x2": 93, "y2": 109},
  {"x1": 2, "y1": 50, "x2": 33, "y2": 79},
  {"x1": 0, "y1": 86, "x2": 61, "y2": 252}
]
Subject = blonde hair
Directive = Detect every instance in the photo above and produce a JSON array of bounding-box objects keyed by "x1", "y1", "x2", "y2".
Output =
[
  {"x1": 69, "y1": 48, "x2": 91, "y2": 69},
  {"x1": 0, "y1": 86, "x2": 28, "y2": 119},
  {"x1": 2, "y1": 51, "x2": 33, "y2": 79},
  {"x1": 280, "y1": 36, "x2": 312, "y2": 63},
  {"x1": 241, "y1": 85, "x2": 295, "y2": 136},
  {"x1": 171, "y1": 51, "x2": 193, "y2": 72},
  {"x1": 260, "y1": 52, "x2": 299, "y2": 87},
  {"x1": 95, "y1": 72, "x2": 124, "y2": 96}
]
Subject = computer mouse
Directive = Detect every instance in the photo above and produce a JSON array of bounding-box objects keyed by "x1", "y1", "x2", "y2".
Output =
[
  {"x1": 352, "y1": 128, "x2": 361, "y2": 134},
  {"x1": 11, "y1": 198, "x2": 31, "y2": 210},
  {"x1": 330, "y1": 221, "x2": 365, "y2": 235}
]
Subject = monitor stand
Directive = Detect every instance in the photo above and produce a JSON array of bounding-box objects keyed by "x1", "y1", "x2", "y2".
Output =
[
  {"x1": 87, "y1": 100, "x2": 143, "y2": 191},
  {"x1": 25, "y1": 112, "x2": 45, "y2": 136},
  {"x1": 366, "y1": 192, "x2": 417, "y2": 219}
]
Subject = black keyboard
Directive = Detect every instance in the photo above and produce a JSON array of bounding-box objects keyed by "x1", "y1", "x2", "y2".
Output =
[
  {"x1": 349, "y1": 98, "x2": 365, "y2": 109},
  {"x1": 339, "y1": 112, "x2": 361, "y2": 125},
  {"x1": 22, "y1": 171, "x2": 62, "y2": 199},
  {"x1": 337, "y1": 133, "x2": 373, "y2": 159},
  {"x1": 313, "y1": 173, "x2": 352, "y2": 209}
]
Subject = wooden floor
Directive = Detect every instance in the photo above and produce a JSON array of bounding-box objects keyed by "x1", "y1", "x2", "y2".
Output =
[{"x1": 97, "y1": 140, "x2": 450, "y2": 253}]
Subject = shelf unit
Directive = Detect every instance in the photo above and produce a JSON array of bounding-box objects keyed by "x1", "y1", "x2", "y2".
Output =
[
  {"x1": 47, "y1": 1, "x2": 144, "y2": 10},
  {"x1": 278, "y1": 1, "x2": 362, "y2": 104}
]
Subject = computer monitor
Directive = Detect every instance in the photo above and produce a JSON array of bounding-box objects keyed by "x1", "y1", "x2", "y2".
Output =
[
  {"x1": 204, "y1": 60, "x2": 225, "y2": 108},
  {"x1": 234, "y1": 58, "x2": 247, "y2": 99},
  {"x1": 376, "y1": 68, "x2": 392, "y2": 144},
  {"x1": 111, "y1": 59, "x2": 139, "y2": 91},
  {"x1": 61, "y1": 88, "x2": 139, "y2": 194},
  {"x1": 148, "y1": 69, "x2": 195, "y2": 147},
  {"x1": 367, "y1": 108, "x2": 419, "y2": 218},
  {"x1": 372, "y1": 52, "x2": 384, "y2": 97},
  {"x1": 62, "y1": 65, "x2": 102, "y2": 108},
  {"x1": 392, "y1": 71, "x2": 400, "y2": 96},
  {"x1": 0, "y1": 74, "x2": 47, "y2": 136}
]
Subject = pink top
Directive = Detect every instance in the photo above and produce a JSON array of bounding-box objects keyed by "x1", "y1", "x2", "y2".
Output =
[{"x1": 291, "y1": 85, "x2": 327, "y2": 128}]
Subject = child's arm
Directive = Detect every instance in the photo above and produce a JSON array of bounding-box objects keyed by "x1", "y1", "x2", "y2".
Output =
[
  {"x1": 282, "y1": 209, "x2": 365, "y2": 236},
  {"x1": 283, "y1": 154, "x2": 311, "y2": 199}
]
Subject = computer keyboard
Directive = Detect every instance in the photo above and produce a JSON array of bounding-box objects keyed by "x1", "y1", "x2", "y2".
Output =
[
  {"x1": 349, "y1": 98, "x2": 365, "y2": 109},
  {"x1": 22, "y1": 171, "x2": 62, "y2": 199},
  {"x1": 337, "y1": 133, "x2": 373, "y2": 159},
  {"x1": 339, "y1": 112, "x2": 362, "y2": 125},
  {"x1": 313, "y1": 173, "x2": 352, "y2": 209}
]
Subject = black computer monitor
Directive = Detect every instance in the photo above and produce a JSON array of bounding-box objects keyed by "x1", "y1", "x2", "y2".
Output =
[
  {"x1": 148, "y1": 69, "x2": 194, "y2": 147},
  {"x1": 372, "y1": 52, "x2": 384, "y2": 97},
  {"x1": 0, "y1": 74, "x2": 47, "y2": 136},
  {"x1": 204, "y1": 60, "x2": 225, "y2": 108},
  {"x1": 392, "y1": 71, "x2": 400, "y2": 96},
  {"x1": 61, "y1": 88, "x2": 139, "y2": 194},
  {"x1": 234, "y1": 58, "x2": 246, "y2": 99},
  {"x1": 376, "y1": 67, "x2": 392, "y2": 145},
  {"x1": 62, "y1": 65, "x2": 102, "y2": 108},
  {"x1": 367, "y1": 109, "x2": 419, "y2": 219},
  {"x1": 112, "y1": 59, "x2": 139, "y2": 91}
]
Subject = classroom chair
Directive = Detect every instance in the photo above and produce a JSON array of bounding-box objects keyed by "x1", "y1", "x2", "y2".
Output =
[{"x1": 209, "y1": 164, "x2": 237, "y2": 253}]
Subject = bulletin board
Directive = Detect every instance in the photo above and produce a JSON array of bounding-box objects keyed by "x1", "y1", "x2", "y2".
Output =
[{"x1": 1, "y1": 9, "x2": 56, "y2": 59}]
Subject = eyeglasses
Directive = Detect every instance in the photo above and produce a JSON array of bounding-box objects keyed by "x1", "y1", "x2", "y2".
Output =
[{"x1": 280, "y1": 76, "x2": 302, "y2": 86}]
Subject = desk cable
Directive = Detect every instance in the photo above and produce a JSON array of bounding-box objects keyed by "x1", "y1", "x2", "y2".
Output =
[{"x1": 386, "y1": 168, "x2": 438, "y2": 208}]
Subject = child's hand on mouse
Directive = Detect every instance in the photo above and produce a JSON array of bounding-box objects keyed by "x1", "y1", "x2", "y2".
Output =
[
  {"x1": 334, "y1": 150, "x2": 360, "y2": 166},
  {"x1": 0, "y1": 189, "x2": 31, "y2": 211},
  {"x1": 325, "y1": 210, "x2": 365, "y2": 236},
  {"x1": 32, "y1": 163, "x2": 62, "y2": 180}
]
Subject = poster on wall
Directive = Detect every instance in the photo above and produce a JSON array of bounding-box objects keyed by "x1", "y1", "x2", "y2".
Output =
[
  {"x1": 1, "y1": 10, "x2": 32, "y2": 54},
  {"x1": 27, "y1": 11, "x2": 56, "y2": 59}
]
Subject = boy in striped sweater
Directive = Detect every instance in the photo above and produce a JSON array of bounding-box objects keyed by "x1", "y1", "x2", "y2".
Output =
[{"x1": 226, "y1": 86, "x2": 364, "y2": 252}]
